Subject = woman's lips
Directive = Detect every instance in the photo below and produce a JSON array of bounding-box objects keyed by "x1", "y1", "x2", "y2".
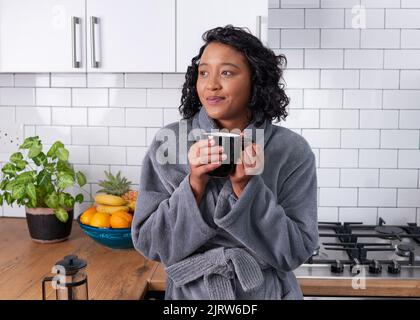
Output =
[{"x1": 206, "y1": 97, "x2": 225, "y2": 105}]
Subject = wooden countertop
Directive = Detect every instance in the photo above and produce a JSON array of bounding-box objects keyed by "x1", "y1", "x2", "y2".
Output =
[{"x1": 0, "y1": 217, "x2": 159, "y2": 300}]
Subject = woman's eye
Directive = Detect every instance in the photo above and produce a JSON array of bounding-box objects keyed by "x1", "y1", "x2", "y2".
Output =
[{"x1": 198, "y1": 70, "x2": 233, "y2": 77}]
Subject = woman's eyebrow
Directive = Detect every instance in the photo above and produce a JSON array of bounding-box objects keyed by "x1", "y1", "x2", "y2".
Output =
[{"x1": 198, "y1": 62, "x2": 240, "y2": 69}]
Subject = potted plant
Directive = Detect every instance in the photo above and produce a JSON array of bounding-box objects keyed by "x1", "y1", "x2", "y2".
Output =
[{"x1": 0, "y1": 136, "x2": 87, "y2": 243}]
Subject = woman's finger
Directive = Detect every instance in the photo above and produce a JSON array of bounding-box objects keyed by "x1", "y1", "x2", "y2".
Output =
[
  {"x1": 199, "y1": 145, "x2": 224, "y2": 157},
  {"x1": 197, "y1": 161, "x2": 224, "y2": 175},
  {"x1": 199, "y1": 153, "x2": 227, "y2": 165},
  {"x1": 234, "y1": 155, "x2": 245, "y2": 176},
  {"x1": 243, "y1": 144, "x2": 257, "y2": 167},
  {"x1": 195, "y1": 138, "x2": 215, "y2": 156}
]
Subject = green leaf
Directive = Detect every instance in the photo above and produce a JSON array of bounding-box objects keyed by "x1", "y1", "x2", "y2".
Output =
[
  {"x1": 15, "y1": 171, "x2": 35, "y2": 184},
  {"x1": 57, "y1": 160, "x2": 72, "y2": 174},
  {"x1": 44, "y1": 163, "x2": 56, "y2": 173},
  {"x1": 75, "y1": 194, "x2": 84, "y2": 204},
  {"x1": 11, "y1": 184, "x2": 25, "y2": 200},
  {"x1": 32, "y1": 152, "x2": 47, "y2": 166},
  {"x1": 29, "y1": 198, "x2": 37, "y2": 208},
  {"x1": 54, "y1": 208, "x2": 68, "y2": 223},
  {"x1": 38, "y1": 181, "x2": 55, "y2": 200},
  {"x1": 37, "y1": 169, "x2": 51, "y2": 187},
  {"x1": 35, "y1": 187, "x2": 48, "y2": 207},
  {"x1": 45, "y1": 192, "x2": 59, "y2": 209},
  {"x1": 76, "y1": 172, "x2": 87, "y2": 187},
  {"x1": 15, "y1": 160, "x2": 28, "y2": 171},
  {"x1": 45, "y1": 182, "x2": 55, "y2": 194},
  {"x1": 0, "y1": 178, "x2": 9, "y2": 190},
  {"x1": 47, "y1": 141, "x2": 64, "y2": 159},
  {"x1": 56, "y1": 147, "x2": 69, "y2": 162},
  {"x1": 28, "y1": 140, "x2": 42, "y2": 158},
  {"x1": 1, "y1": 163, "x2": 17, "y2": 177},
  {"x1": 58, "y1": 192, "x2": 68, "y2": 207},
  {"x1": 4, "y1": 181, "x2": 16, "y2": 191},
  {"x1": 57, "y1": 172, "x2": 74, "y2": 190},
  {"x1": 26, "y1": 183, "x2": 37, "y2": 207},
  {"x1": 65, "y1": 196, "x2": 75, "y2": 208},
  {"x1": 10, "y1": 152, "x2": 23, "y2": 163},
  {"x1": 19, "y1": 136, "x2": 39, "y2": 150},
  {"x1": 4, "y1": 192, "x2": 13, "y2": 205},
  {"x1": 0, "y1": 194, "x2": 3, "y2": 206}
]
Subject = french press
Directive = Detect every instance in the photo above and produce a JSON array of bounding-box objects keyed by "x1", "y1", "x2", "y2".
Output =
[{"x1": 42, "y1": 255, "x2": 88, "y2": 300}]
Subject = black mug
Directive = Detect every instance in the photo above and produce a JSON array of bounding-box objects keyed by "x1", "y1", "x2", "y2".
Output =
[{"x1": 200, "y1": 132, "x2": 243, "y2": 178}]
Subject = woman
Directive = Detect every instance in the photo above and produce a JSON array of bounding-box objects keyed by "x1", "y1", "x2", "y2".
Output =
[{"x1": 132, "y1": 25, "x2": 318, "y2": 300}]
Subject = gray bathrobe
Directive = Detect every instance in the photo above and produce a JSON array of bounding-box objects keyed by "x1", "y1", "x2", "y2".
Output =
[{"x1": 131, "y1": 107, "x2": 318, "y2": 300}]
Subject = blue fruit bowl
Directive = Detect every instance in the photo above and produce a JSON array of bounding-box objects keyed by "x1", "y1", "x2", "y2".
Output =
[{"x1": 77, "y1": 216, "x2": 134, "y2": 250}]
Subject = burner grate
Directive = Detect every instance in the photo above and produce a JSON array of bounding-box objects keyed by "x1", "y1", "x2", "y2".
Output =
[
  {"x1": 405, "y1": 223, "x2": 420, "y2": 244},
  {"x1": 323, "y1": 242, "x2": 395, "y2": 262},
  {"x1": 312, "y1": 218, "x2": 420, "y2": 273}
]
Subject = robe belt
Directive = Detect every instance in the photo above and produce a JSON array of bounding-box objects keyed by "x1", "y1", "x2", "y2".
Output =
[{"x1": 165, "y1": 247, "x2": 269, "y2": 300}]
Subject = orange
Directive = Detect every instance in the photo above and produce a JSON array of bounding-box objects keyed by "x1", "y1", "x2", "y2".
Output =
[
  {"x1": 79, "y1": 206, "x2": 97, "y2": 225},
  {"x1": 113, "y1": 210, "x2": 133, "y2": 222},
  {"x1": 110, "y1": 211, "x2": 133, "y2": 228},
  {"x1": 90, "y1": 212, "x2": 111, "y2": 228},
  {"x1": 110, "y1": 215, "x2": 130, "y2": 229}
]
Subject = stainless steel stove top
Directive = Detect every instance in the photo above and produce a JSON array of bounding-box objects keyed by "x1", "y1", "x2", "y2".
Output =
[{"x1": 295, "y1": 218, "x2": 420, "y2": 279}]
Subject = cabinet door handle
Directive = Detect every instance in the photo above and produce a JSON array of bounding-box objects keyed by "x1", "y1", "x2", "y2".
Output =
[
  {"x1": 256, "y1": 15, "x2": 262, "y2": 41},
  {"x1": 71, "y1": 17, "x2": 81, "y2": 68},
  {"x1": 90, "y1": 16, "x2": 100, "y2": 68}
]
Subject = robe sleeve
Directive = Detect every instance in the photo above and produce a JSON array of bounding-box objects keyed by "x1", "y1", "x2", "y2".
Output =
[
  {"x1": 131, "y1": 143, "x2": 218, "y2": 266},
  {"x1": 213, "y1": 149, "x2": 319, "y2": 272}
]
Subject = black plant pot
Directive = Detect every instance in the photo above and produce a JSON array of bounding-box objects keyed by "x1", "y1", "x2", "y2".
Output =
[{"x1": 25, "y1": 207, "x2": 74, "y2": 243}]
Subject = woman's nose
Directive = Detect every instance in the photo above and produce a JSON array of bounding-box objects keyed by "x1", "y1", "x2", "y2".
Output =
[{"x1": 206, "y1": 76, "x2": 221, "y2": 90}]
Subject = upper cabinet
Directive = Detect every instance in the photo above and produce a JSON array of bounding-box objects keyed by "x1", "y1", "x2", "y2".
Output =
[
  {"x1": 0, "y1": 0, "x2": 267, "y2": 73},
  {"x1": 0, "y1": 0, "x2": 86, "y2": 73},
  {"x1": 176, "y1": 0, "x2": 268, "y2": 72},
  {"x1": 0, "y1": 0, "x2": 175, "y2": 73},
  {"x1": 86, "y1": 0, "x2": 175, "y2": 72}
]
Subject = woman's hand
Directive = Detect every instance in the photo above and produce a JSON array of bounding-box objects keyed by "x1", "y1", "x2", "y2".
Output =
[
  {"x1": 188, "y1": 137, "x2": 226, "y2": 203},
  {"x1": 229, "y1": 134, "x2": 264, "y2": 198}
]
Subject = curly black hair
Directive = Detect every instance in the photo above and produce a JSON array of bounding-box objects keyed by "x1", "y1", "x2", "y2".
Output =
[{"x1": 179, "y1": 25, "x2": 289, "y2": 127}]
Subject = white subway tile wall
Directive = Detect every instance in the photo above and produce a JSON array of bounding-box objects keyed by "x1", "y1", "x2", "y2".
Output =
[{"x1": 1, "y1": 3, "x2": 419, "y2": 224}]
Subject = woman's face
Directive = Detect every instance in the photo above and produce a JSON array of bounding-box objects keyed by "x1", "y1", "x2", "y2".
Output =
[{"x1": 196, "y1": 42, "x2": 252, "y2": 130}]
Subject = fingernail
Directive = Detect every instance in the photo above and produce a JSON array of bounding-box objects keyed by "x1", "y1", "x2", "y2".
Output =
[
  {"x1": 219, "y1": 146, "x2": 224, "y2": 152},
  {"x1": 209, "y1": 139, "x2": 215, "y2": 145},
  {"x1": 222, "y1": 153, "x2": 227, "y2": 160}
]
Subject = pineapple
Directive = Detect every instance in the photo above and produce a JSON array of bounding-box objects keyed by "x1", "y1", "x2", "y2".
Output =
[
  {"x1": 122, "y1": 190, "x2": 138, "y2": 202},
  {"x1": 97, "y1": 171, "x2": 138, "y2": 212},
  {"x1": 98, "y1": 171, "x2": 131, "y2": 197}
]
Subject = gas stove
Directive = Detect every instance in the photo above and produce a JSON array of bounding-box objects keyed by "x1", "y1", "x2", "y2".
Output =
[{"x1": 295, "y1": 218, "x2": 420, "y2": 279}]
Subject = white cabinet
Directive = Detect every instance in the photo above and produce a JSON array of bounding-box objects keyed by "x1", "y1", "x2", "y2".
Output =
[
  {"x1": 0, "y1": 0, "x2": 175, "y2": 73},
  {"x1": 0, "y1": 0, "x2": 267, "y2": 73},
  {"x1": 176, "y1": 0, "x2": 268, "y2": 72},
  {"x1": 86, "y1": 0, "x2": 175, "y2": 72},
  {"x1": 0, "y1": 0, "x2": 86, "y2": 73}
]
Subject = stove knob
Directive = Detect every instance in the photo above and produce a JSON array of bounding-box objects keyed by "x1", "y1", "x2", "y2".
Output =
[
  {"x1": 331, "y1": 260, "x2": 344, "y2": 273},
  {"x1": 368, "y1": 260, "x2": 382, "y2": 274},
  {"x1": 388, "y1": 260, "x2": 401, "y2": 274}
]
